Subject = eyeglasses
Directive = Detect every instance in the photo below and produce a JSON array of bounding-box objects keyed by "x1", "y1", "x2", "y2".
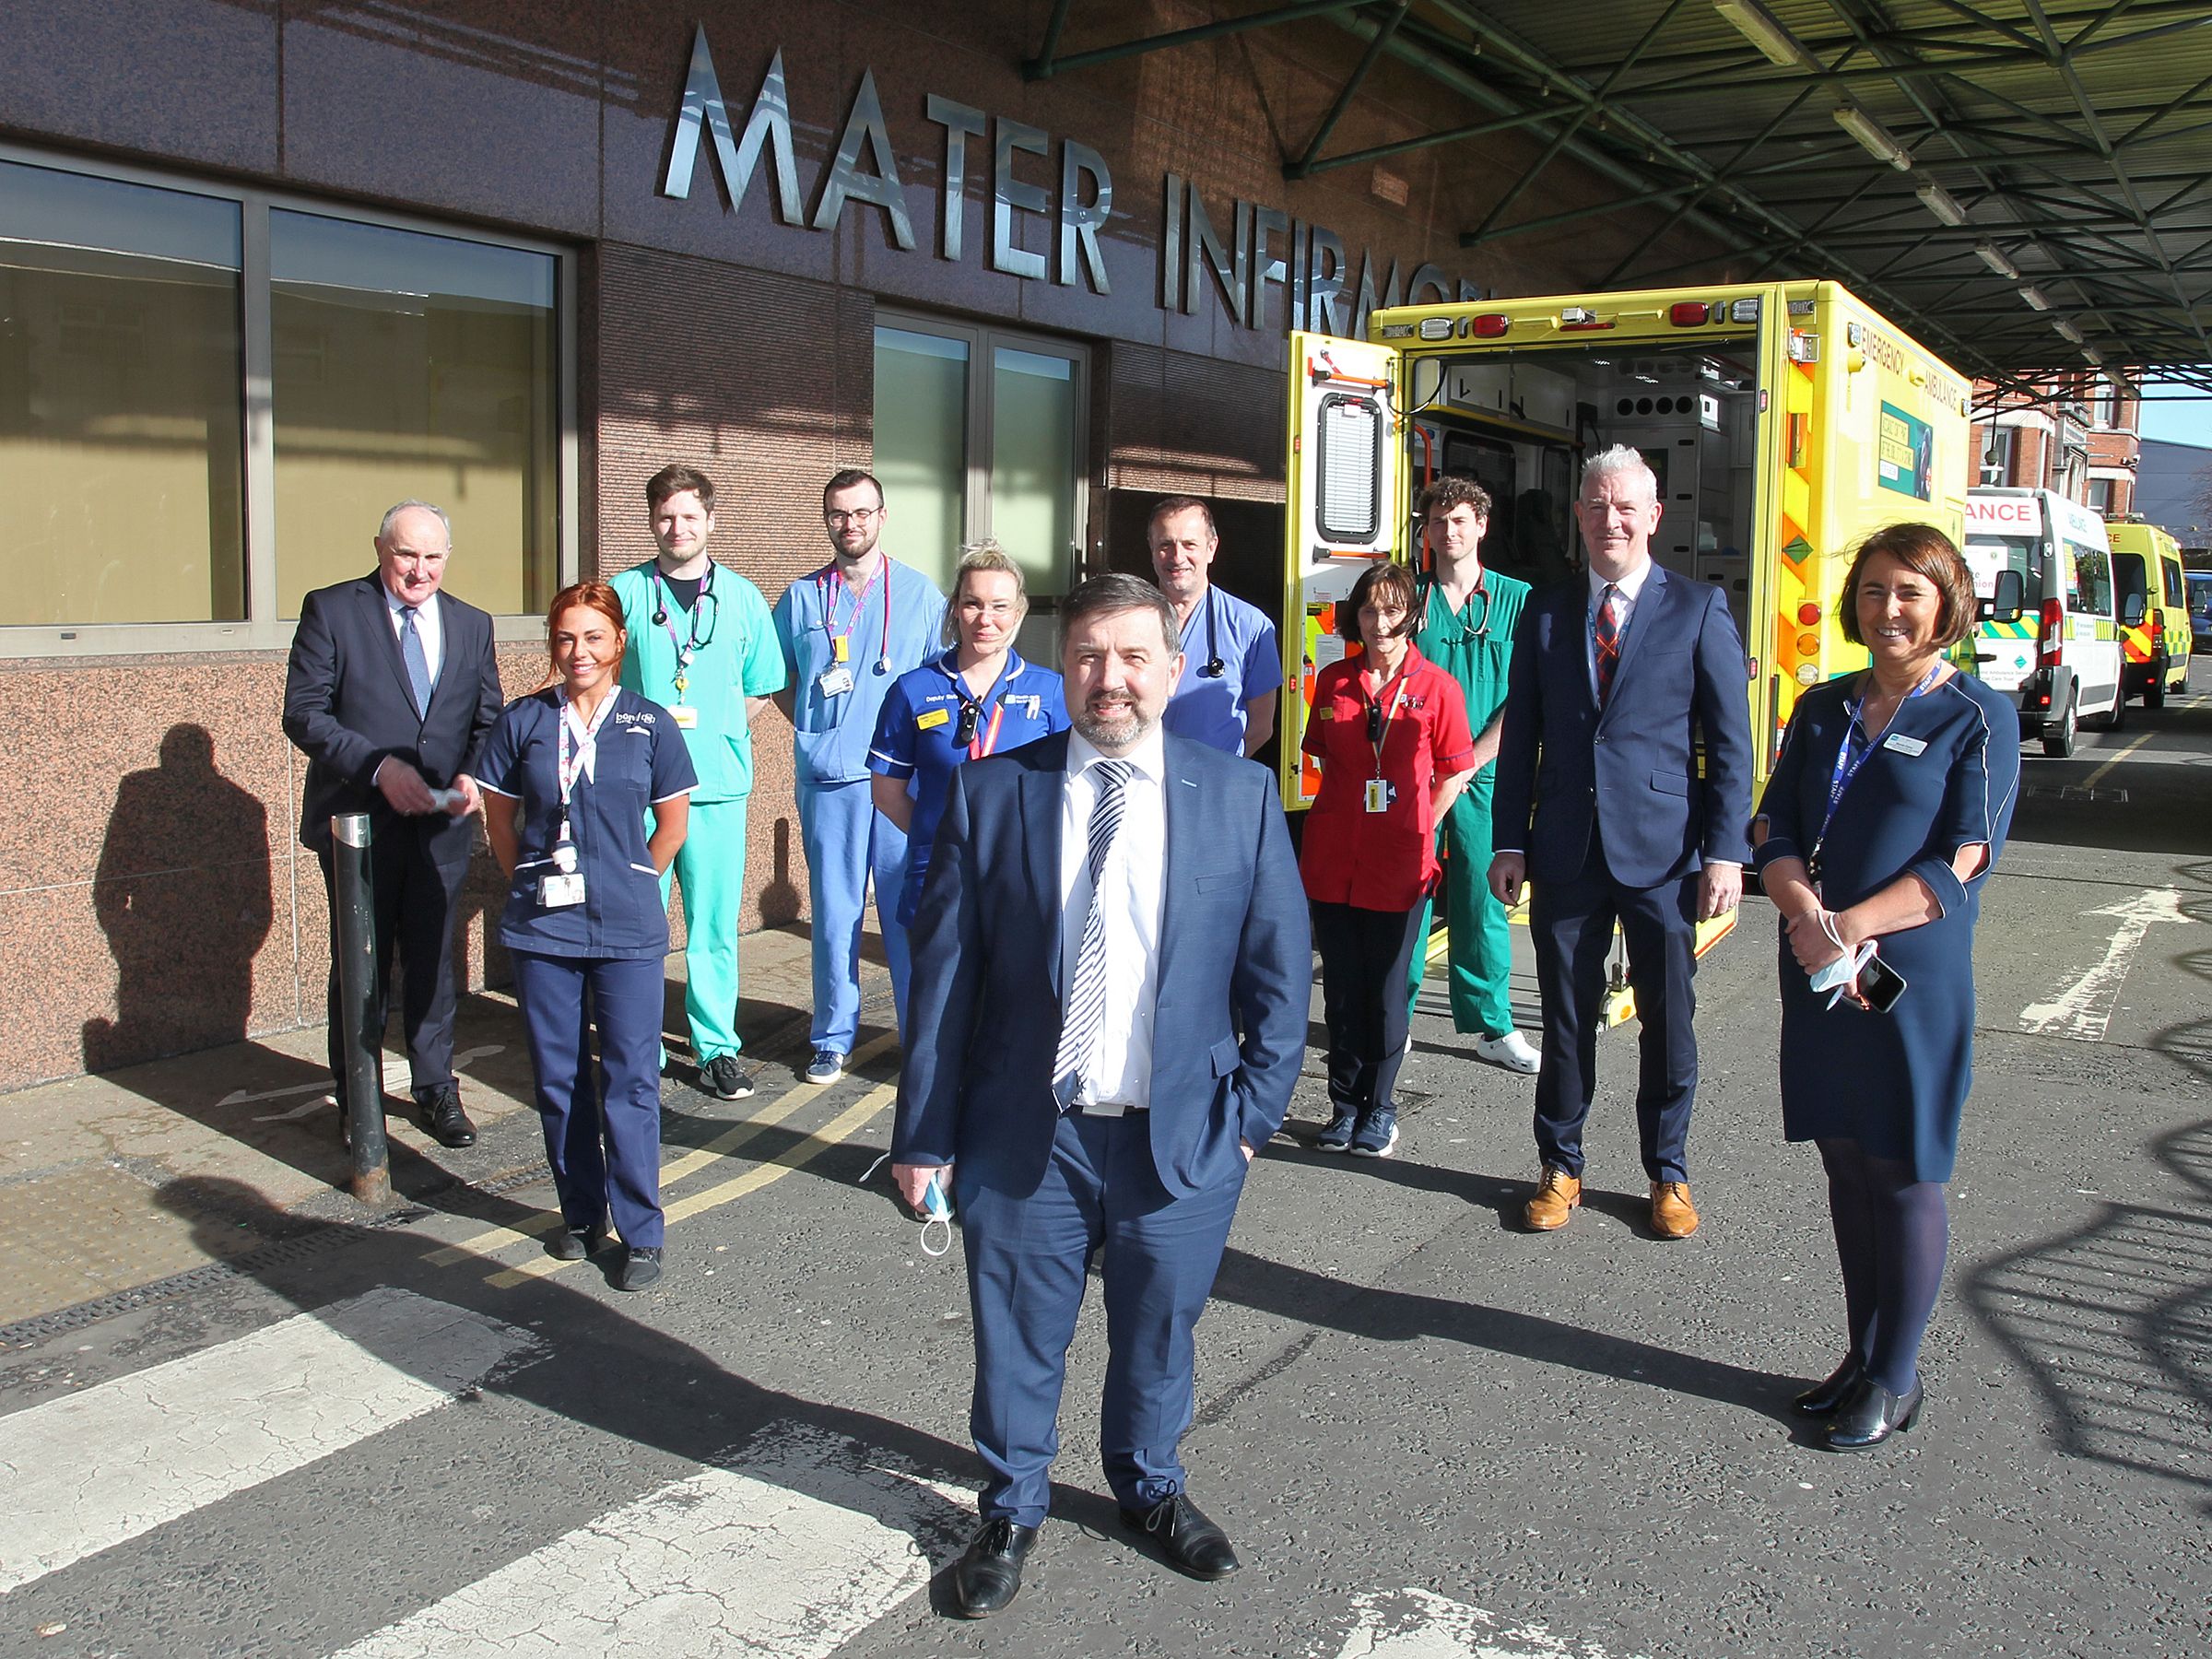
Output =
[{"x1": 825, "y1": 507, "x2": 882, "y2": 525}]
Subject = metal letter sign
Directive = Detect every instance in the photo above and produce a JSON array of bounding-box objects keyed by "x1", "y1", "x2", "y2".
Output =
[
  {"x1": 660, "y1": 26, "x2": 803, "y2": 223},
  {"x1": 812, "y1": 70, "x2": 918, "y2": 250}
]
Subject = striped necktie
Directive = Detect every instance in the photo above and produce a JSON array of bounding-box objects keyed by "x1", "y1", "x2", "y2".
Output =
[
  {"x1": 1594, "y1": 584, "x2": 1622, "y2": 709},
  {"x1": 1052, "y1": 759, "x2": 1133, "y2": 1110}
]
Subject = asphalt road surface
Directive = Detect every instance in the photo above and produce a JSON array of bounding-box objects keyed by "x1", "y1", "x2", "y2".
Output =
[{"x1": 4, "y1": 690, "x2": 2209, "y2": 1659}]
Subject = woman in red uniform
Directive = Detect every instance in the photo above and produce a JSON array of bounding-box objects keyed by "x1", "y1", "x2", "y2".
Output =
[{"x1": 1300, "y1": 561, "x2": 1477, "y2": 1159}]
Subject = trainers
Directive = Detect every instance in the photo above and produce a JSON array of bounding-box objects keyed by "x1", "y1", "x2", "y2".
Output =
[
  {"x1": 803, "y1": 1049, "x2": 844, "y2": 1086},
  {"x1": 548, "y1": 1226, "x2": 605, "y2": 1262},
  {"x1": 702, "y1": 1054, "x2": 754, "y2": 1100},
  {"x1": 618, "y1": 1245, "x2": 664, "y2": 1291},
  {"x1": 1474, "y1": 1030, "x2": 1542, "y2": 1074},
  {"x1": 1314, "y1": 1103, "x2": 1359, "y2": 1153},
  {"x1": 1349, "y1": 1108, "x2": 1399, "y2": 1158}
]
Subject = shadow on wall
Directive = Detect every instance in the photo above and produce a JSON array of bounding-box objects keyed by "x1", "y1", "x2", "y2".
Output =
[
  {"x1": 1967, "y1": 866, "x2": 2212, "y2": 1511},
  {"x1": 83, "y1": 724, "x2": 272, "y2": 1074}
]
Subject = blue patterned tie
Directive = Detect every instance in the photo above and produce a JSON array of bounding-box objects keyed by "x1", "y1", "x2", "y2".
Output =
[
  {"x1": 400, "y1": 605, "x2": 433, "y2": 716},
  {"x1": 1053, "y1": 759, "x2": 1133, "y2": 1109}
]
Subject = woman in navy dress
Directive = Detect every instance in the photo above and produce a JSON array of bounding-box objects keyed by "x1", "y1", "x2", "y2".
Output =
[
  {"x1": 1752, "y1": 524, "x2": 2020, "y2": 1449},
  {"x1": 479, "y1": 582, "x2": 697, "y2": 1291},
  {"x1": 868, "y1": 543, "x2": 1066, "y2": 1032}
]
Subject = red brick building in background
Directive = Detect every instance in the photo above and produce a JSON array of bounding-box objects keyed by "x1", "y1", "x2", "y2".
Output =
[{"x1": 1973, "y1": 372, "x2": 2142, "y2": 515}]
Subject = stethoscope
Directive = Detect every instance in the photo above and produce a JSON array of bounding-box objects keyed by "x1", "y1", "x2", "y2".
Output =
[
  {"x1": 1418, "y1": 569, "x2": 1493, "y2": 641},
  {"x1": 1195, "y1": 587, "x2": 1226, "y2": 678},
  {"x1": 649, "y1": 566, "x2": 719, "y2": 654}
]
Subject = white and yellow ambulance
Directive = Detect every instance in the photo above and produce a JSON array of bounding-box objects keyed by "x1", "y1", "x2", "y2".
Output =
[{"x1": 1278, "y1": 279, "x2": 1971, "y2": 803}]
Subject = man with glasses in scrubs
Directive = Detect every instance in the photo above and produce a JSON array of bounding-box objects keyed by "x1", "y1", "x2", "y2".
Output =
[
  {"x1": 772, "y1": 469, "x2": 947, "y2": 1084},
  {"x1": 1406, "y1": 477, "x2": 1541, "y2": 1075},
  {"x1": 612, "y1": 465, "x2": 785, "y2": 1102}
]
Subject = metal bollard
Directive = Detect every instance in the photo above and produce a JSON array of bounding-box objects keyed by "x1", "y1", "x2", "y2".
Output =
[{"x1": 330, "y1": 812, "x2": 391, "y2": 1205}]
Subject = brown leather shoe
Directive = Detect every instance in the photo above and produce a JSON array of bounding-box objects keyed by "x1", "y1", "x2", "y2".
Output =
[
  {"x1": 1651, "y1": 1181, "x2": 1700, "y2": 1239},
  {"x1": 1524, "y1": 1167, "x2": 1582, "y2": 1230}
]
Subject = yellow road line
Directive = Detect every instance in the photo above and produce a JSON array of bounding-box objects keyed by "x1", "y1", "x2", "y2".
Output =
[
  {"x1": 2082, "y1": 732, "x2": 2152, "y2": 791},
  {"x1": 481, "y1": 1082, "x2": 897, "y2": 1288},
  {"x1": 422, "y1": 1031, "x2": 901, "y2": 1267}
]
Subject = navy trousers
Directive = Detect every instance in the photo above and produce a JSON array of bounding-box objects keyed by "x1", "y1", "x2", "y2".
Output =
[
  {"x1": 511, "y1": 950, "x2": 667, "y2": 1250},
  {"x1": 1529, "y1": 837, "x2": 1700, "y2": 1184},
  {"x1": 957, "y1": 1112, "x2": 1246, "y2": 1528}
]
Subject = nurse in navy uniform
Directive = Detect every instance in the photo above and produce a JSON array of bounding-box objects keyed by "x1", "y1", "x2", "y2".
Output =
[
  {"x1": 479, "y1": 582, "x2": 698, "y2": 1291},
  {"x1": 1752, "y1": 524, "x2": 2020, "y2": 1450}
]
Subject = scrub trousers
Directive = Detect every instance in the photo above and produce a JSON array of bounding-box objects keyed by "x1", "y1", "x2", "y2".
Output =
[
  {"x1": 1405, "y1": 773, "x2": 1515, "y2": 1038},
  {"x1": 1312, "y1": 899, "x2": 1426, "y2": 1114},
  {"x1": 796, "y1": 776, "x2": 911, "y2": 1055},
  {"x1": 511, "y1": 950, "x2": 666, "y2": 1250},
  {"x1": 660, "y1": 795, "x2": 749, "y2": 1064}
]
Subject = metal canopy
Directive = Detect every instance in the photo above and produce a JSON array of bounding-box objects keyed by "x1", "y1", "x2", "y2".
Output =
[{"x1": 1024, "y1": 2, "x2": 2212, "y2": 408}]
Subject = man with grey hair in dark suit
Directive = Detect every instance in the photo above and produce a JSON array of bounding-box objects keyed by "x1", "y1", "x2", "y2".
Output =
[{"x1": 283, "y1": 500, "x2": 505, "y2": 1147}]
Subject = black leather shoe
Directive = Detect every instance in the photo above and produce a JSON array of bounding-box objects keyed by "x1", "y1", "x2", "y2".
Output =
[
  {"x1": 1793, "y1": 1359, "x2": 1864, "y2": 1418},
  {"x1": 420, "y1": 1086, "x2": 477, "y2": 1147},
  {"x1": 548, "y1": 1226, "x2": 606, "y2": 1262},
  {"x1": 1826, "y1": 1376, "x2": 1924, "y2": 1450},
  {"x1": 1120, "y1": 1492, "x2": 1241, "y2": 1581},
  {"x1": 950, "y1": 1516, "x2": 1039, "y2": 1618},
  {"x1": 618, "y1": 1245, "x2": 664, "y2": 1291}
]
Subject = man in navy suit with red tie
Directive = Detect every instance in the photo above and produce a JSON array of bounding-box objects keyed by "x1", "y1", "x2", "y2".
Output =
[
  {"x1": 283, "y1": 500, "x2": 505, "y2": 1148},
  {"x1": 891, "y1": 573, "x2": 1309, "y2": 1618},
  {"x1": 1489, "y1": 447, "x2": 1754, "y2": 1241}
]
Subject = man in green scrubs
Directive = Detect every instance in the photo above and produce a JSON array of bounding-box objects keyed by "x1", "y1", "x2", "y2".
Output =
[
  {"x1": 612, "y1": 465, "x2": 787, "y2": 1100},
  {"x1": 1406, "y1": 477, "x2": 1541, "y2": 1073}
]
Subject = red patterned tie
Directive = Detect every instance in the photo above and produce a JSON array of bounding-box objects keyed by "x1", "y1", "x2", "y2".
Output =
[{"x1": 1594, "y1": 584, "x2": 1622, "y2": 708}]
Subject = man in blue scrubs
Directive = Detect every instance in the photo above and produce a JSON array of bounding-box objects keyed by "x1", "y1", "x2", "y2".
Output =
[
  {"x1": 1150, "y1": 497, "x2": 1282, "y2": 758},
  {"x1": 612, "y1": 465, "x2": 785, "y2": 1101},
  {"x1": 772, "y1": 469, "x2": 947, "y2": 1083}
]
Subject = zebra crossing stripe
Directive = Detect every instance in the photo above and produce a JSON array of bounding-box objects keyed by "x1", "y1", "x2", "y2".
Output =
[
  {"x1": 0, "y1": 1289, "x2": 536, "y2": 1595},
  {"x1": 327, "y1": 1421, "x2": 971, "y2": 1659}
]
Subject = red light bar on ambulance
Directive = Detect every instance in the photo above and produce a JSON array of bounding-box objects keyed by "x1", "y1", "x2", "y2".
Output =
[
  {"x1": 1469, "y1": 313, "x2": 1511, "y2": 337},
  {"x1": 1670, "y1": 302, "x2": 1710, "y2": 325}
]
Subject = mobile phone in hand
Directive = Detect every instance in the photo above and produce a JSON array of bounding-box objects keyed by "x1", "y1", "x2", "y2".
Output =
[{"x1": 1859, "y1": 954, "x2": 1908, "y2": 1013}]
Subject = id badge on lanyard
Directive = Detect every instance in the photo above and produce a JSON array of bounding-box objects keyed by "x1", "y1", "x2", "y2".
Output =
[
  {"x1": 543, "y1": 693, "x2": 613, "y2": 909},
  {"x1": 1362, "y1": 667, "x2": 1414, "y2": 813},
  {"x1": 818, "y1": 562, "x2": 889, "y2": 697}
]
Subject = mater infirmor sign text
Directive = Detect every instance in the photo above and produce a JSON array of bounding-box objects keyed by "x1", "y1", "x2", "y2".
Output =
[{"x1": 660, "y1": 28, "x2": 1475, "y2": 339}]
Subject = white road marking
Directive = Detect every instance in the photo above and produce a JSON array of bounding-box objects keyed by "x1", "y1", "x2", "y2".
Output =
[
  {"x1": 227, "y1": 1045, "x2": 504, "y2": 1112},
  {"x1": 0, "y1": 1289, "x2": 536, "y2": 1594},
  {"x1": 328, "y1": 1421, "x2": 971, "y2": 1658},
  {"x1": 1332, "y1": 1587, "x2": 1643, "y2": 1658},
  {"x1": 2018, "y1": 886, "x2": 2194, "y2": 1041}
]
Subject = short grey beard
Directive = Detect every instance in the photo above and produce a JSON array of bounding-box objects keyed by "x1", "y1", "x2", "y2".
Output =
[{"x1": 1072, "y1": 703, "x2": 1148, "y2": 755}]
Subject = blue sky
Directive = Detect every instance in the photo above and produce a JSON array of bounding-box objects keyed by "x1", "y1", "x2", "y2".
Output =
[{"x1": 2136, "y1": 376, "x2": 2212, "y2": 448}]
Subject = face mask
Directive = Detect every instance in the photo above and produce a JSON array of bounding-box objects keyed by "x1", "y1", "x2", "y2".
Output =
[{"x1": 861, "y1": 1153, "x2": 956, "y2": 1257}]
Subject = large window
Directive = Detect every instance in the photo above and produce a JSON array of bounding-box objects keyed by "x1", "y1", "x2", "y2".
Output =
[
  {"x1": 0, "y1": 151, "x2": 570, "y2": 654},
  {"x1": 873, "y1": 315, "x2": 1087, "y2": 601}
]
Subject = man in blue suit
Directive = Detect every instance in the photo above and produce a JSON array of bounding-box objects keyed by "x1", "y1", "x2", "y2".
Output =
[
  {"x1": 1488, "y1": 447, "x2": 1753, "y2": 1241},
  {"x1": 891, "y1": 573, "x2": 1309, "y2": 1618}
]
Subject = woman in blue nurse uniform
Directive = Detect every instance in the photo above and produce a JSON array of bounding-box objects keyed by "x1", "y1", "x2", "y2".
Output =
[
  {"x1": 480, "y1": 582, "x2": 697, "y2": 1292},
  {"x1": 868, "y1": 543, "x2": 1067, "y2": 1035}
]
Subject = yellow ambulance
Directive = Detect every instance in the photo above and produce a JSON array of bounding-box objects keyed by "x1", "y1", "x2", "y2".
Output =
[
  {"x1": 2108, "y1": 518, "x2": 2193, "y2": 708},
  {"x1": 1278, "y1": 280, "x2": 1972, "y2": 804}
]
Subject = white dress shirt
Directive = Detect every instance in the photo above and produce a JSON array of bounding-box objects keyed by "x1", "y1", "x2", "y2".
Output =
[
  {"x1": 382, "y1": 584, "x2": 444, "y2": 686},
  {"x1": 1585, "y1": 556, "x2": 1653, "y2": 702},
  {"x1": 1058, "y1": 725, "x2": 1167, "y2": 1112}
]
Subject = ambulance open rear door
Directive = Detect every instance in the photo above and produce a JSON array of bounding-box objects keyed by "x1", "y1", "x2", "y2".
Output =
[{"x1": 1280, "y1": 331, "x2": 1404, "y2": 811}]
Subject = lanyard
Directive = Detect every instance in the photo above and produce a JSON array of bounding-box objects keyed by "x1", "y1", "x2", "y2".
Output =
[
  {"x1": 1816, "y1": 661, "x2": 1942, "y2": 852},
  {"x1": 651, "y1": 567, "x2": 715, "y2": 697},
  {"x1": 1359, "y1": 656, "x2": 1417, "y2": 779},
  {"x1": 555, "y1": 688, "x2": 618, "y2": 839},
  {"x1": 949, "y1": 654, "x2": 1015, "y2": 759},
  {"x1": 819, "y1": 559, "x2": 892, "y2": 672}
]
